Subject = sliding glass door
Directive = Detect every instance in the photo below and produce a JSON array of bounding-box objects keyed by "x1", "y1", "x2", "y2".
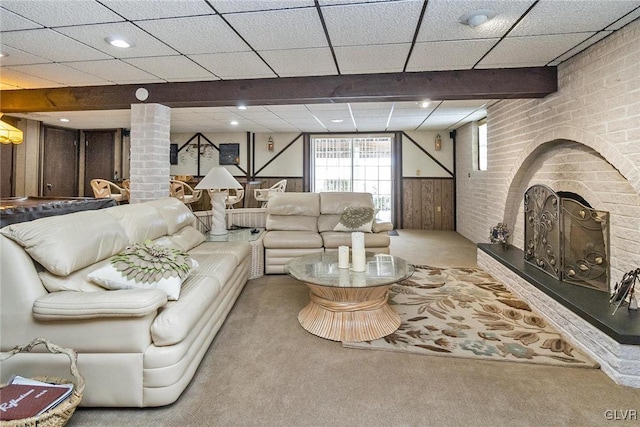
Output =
[{"x1": 312, "y1": 135, "x2": 393, "y2": 222}]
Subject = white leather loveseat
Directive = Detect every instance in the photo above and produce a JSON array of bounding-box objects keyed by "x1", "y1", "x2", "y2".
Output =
[
  {"x1": 0, "y1": 198, "x2": 250, "y2": 407},
  {"x1": 263, "y1": 192, "x2": 393, "y2": 274}
]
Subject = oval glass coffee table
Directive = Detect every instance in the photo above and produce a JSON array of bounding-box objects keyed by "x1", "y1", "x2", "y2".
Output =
[{"x1": 285, "y1": 252, "x2": 414, "y2": 342}]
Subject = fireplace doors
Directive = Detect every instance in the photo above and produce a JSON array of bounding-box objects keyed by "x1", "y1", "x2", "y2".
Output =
[{"x1": 523, "y1": 184, "x2": 609, "y2": 292}]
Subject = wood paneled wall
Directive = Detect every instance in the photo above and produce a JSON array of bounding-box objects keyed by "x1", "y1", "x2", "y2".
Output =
[
  {"x1": 402, "y1": 178, "x2": 454, "y2": 230},
  {"x1": 203, "y1": 176, "x2": 454, "y2": 230}
]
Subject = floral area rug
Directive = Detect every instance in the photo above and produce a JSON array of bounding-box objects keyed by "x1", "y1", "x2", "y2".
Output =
[{"x1": 343, "y1": 265, "x2": 599, "y2": 368}]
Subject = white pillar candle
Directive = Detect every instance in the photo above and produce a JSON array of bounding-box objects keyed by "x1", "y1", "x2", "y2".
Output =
[
  {"x1": 338, "y1": 245, "x2": 349, "y2": 268},
  {"x1": 351, "y1": 232, "x2": 365, "y2": 251},
  {"x1": 352, "y1": 250, "x2": 366, "y2": 272},
  {"x1": 351, "y1": 232, "x2": 366, "y2": 272}
]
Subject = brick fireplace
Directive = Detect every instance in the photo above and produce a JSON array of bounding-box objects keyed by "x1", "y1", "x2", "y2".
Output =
[{"x1": 455, "y1": 21, "x2": 640, "y2": 387}]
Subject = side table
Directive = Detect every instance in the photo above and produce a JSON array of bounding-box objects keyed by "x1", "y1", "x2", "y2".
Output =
[{"x1": 206, "y1": 228, "x2": 265, "y2": 279}]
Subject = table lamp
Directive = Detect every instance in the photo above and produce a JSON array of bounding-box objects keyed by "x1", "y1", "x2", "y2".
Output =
[{"x1": 195, "y1": 167, "x2": 242, "y2": 235}]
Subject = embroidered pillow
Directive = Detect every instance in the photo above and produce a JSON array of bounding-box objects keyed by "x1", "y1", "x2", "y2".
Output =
[
  {"x1": 333, "y1": 206, "x2": 375, "y2": 233},
  {"x1": 88, "y1": 241, "x2": 197, "y2": 300}
]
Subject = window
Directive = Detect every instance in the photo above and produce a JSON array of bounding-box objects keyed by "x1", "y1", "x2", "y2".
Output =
[
  {"x1": 477, "y1": 118, "x2": 487, "y2": 171},
  {"x1": 312, "y1": 135, "x2": 393, "y2": 222}
]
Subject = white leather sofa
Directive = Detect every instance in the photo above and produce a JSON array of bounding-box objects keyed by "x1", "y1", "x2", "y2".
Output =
[
  {"x1": 263, "y1": 192, "x2": 393, "y2": 274},
  {"x1": 0, "y1": 198, "x2": 250, "y2": 407}
]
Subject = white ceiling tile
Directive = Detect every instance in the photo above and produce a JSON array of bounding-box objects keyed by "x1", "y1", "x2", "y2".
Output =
[
  {"x1": 307, "y1": 104, "x2": 350, "y2": 112},
  {"x1": 63, "y1": 59, "x2": 164, "y2": 84},
  {"x1": 136, "y1": 16, "x2": 250, "y2": 55},
  {"x1": 318, "y1": 0, "x2": 394, "y2": 5},
  {"x1": 334, "y1": 44, "x2": 410, "y2": 74},
  {"x1": 0, "y1": 45, "x2": 51, "y2": 66},
  {"x1": 477, "y1": 33, "x2": 596, "y2": 68},
  {"x1": 265, "y1": 105, "x2": 311, "y2": 112},
  {"x1": 223, "y1": 8, "x2": 328, "y2": 50},
  {"x1": 441, "y1": 100, "x2": 490, "y2": 108},
  {"x1": 322, "y1": 1, "x2": 423, "y2": 46},
  {"x1": 101, "y1": 0, "x2": 215, "y2": 20},
  {"x1": 388, "y1": 116, "x2": 427, "y2": 128},
  {"x1": 418, "y1": 0, "x2": 535, "y2": 42},
  {"x1": 211, "y1": 0, "x2": 314, "y2": 13},
  {"x1": 0, "y1": 67, "x2": 64, "y2": 89},
  {"x1": 1, "y1": 29, "x2": 112, "y2": 62},
  {"x1": 406, "y1": 39, "x2": 498, "y2": 71},
  {"x1": 123, "y1": 56, "x2": 218, "y2": 81},
  {"x1": 0, "y1": 0, "x2": 125, "y2": 27},
  {"x1": 0, "y1": 8, "x2": 43, "y2": 31},
  {"x1": 550, "y1": 31, "x2": 612, "y2": 65},
  {"x1": 607, "y1": 8, "x2": 640, "y2": 30},
  {"x1": 7, "y1": 63, "x2": 110, "y2": 86},
  {"x1": 57, "y1": 22, "x2": 179, "y2": 58},
  {"x1": 189, "y1": 52, "x2": 276, "y2": 79},
  {"x1": 510, "y1": 0, "x2": 640, "y2": 37},
  {"x1": 260, "y1": 48, "x2": 337, "y2": 77}
]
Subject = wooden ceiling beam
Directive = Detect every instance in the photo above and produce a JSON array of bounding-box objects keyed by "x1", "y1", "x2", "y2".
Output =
[{"x1": 0, "y1": 67, "x2": 557, "y2": 113}]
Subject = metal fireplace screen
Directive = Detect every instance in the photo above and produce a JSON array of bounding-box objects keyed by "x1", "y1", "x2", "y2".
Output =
[{"x1": 524, "y1": 184, "x2": 609, "y2": 292}]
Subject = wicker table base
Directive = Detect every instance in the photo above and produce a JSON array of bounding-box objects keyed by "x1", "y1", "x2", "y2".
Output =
[{"x1": 298, "y1": 283, "x2": 401, "y2": 342}]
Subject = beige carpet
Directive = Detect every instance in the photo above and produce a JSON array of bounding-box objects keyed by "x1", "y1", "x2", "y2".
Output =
[
  {"x1": 68, "y1": 232, "x2": 640, "y2": 426},
  {"x1": 344, "y1": 265, "x2": 598, "y2": 368}
]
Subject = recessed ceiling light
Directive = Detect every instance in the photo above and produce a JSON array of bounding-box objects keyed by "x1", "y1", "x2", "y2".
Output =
[
  {"x1": 418, "y1": 100, "x2": 430, "y2": 108},
  {"x1": 104, "y1": 35, "x2": 134, "y2": 48},
  {"x1": 230, "y1": 120, "x2": 239, "y2": 126},
  {"x1": 331, "y1": 119, "x2": 343, "y2": 123},
  {"x1": 59, "y1": 118, "x2": 69, "y2": 122},
  {"x1": 459, "y1": 9, "x2": 497, "y2": 27},
  {"x1": 237, "y1": 105, "x2": 247, "y2": 110}
]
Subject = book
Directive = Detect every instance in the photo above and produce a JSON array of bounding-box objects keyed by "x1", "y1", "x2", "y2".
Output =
[{"x1": 0, "y1": 377, "x2": 73, "y2": 421}]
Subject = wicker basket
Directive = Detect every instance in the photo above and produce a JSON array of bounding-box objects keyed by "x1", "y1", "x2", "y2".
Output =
[{"x1": 0, "y1": 338, "x2": 85, "y2": 427}]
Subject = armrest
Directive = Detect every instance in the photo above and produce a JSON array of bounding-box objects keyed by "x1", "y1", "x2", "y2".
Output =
[
  {"x1": 372, "y1": 221, "x2": 393, "y2": 233},
  {"x1": 33, "y1": 289, "x2": 168, "y2": 321}
]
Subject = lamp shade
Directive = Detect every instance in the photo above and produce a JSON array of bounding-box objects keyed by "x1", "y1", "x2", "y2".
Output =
[
  {"x1": 0, "y1": 114, "x2": 23, "y2": 144},
  {"x1": 195, "y1": 167, "x2": 242, "y2": 190}
]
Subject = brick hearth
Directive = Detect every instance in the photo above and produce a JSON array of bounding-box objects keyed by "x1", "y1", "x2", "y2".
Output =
[{"x1": 478, "y1": 245, "x2": 640, "y2": 388}]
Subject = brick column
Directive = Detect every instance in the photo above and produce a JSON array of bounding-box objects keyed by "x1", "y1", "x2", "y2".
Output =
[{"x1": 129, "y1": 103, "x2": 171, "y2": 203}]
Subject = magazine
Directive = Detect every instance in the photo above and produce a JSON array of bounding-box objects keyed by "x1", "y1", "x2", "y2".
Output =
[{"x1": 0, "y1": 376, "x2": 73, "y2": 421}]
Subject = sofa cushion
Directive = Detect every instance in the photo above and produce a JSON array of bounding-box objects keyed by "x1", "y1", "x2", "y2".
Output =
[
  {"x1": 188, "y1": 241, "x2": 250, "y2": 266},
  {"x1": 145, "y1": 197, "x2": 195, "y2": 234},
  {"x1": 168, "y1": 225, "x2": 206, "y2": 252},
  {"x1": 263, "y1": 230, "x2": 323, "y2": 249},
  {"x1": 267, "y1": 192, "x2": 319, "y2": 216},
  {"x1": 103, "y1": 203, "x2": 168, "y2": 244},
  {"x1": 320, "y1": 192, "x2": 374, "y2": 214},
  {"x1": 39, "y1": 259, "x2": 109, "y2": 293},
  {"x1": 188, "y1": 253, "x2": 238, "y2": 285},
  {"x1": 150, "y1": 274, "x2": 222, "y2": 346},
  {"x1": 333, "y1": 206, "x2": 375, "y2": 232},
  {"x1": 321, "y1": 231, "x2": 390, "y2": 249},
  {"x1": 267, "y1": 215, "x2": 318, "y2": 232},
  {"x1": 0, "y1": 210, "x2": 128, "y2": 276}
]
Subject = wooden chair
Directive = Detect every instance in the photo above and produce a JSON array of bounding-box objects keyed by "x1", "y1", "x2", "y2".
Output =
[
  {"x1": 225, "y1": 188, "x2": 245, "y2": 209},
  {"x1": 254, "y1": 179, "x2": 287, "y2": 207},
  {"x1": 169, "y1": 179, "x2": 202, "y2": 209},
  {"x1": 90, "y1": 179, "x2": 129, "y2": 204}
]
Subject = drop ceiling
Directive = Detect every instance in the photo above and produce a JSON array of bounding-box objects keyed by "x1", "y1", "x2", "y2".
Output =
[{"x1": 1, "y1": 0, "x2": 638, "y2": 133}]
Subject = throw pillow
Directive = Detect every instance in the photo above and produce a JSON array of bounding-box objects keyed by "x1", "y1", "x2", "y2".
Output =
[
  {"x1": 88, "y1": 241, "x2": 197, "y2": 300},
  {"x1": 333, "y1": 206, "x2": 375, "y2": 233}
]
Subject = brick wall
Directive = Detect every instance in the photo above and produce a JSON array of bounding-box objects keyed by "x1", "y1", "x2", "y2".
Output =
[
  {"x1": 129, "y1": 103, "x2": 171, "y2": 203},
  {"x1": 456, "y1": 19, "x2": 640, "y2": 282}
]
